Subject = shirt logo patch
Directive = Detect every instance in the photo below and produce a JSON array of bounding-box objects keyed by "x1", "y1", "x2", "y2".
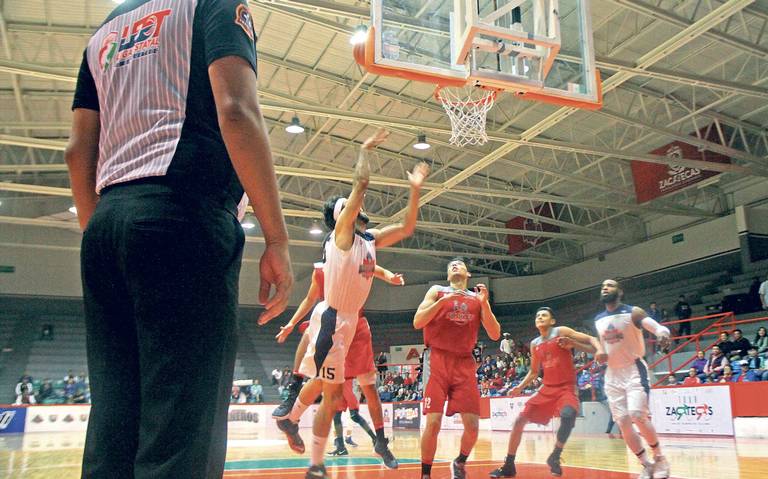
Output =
[
  {"x1": 447, "y1": 300, "x2": 472, "y2": 326},
  {"x1": 602, "y1": 323, "x2": 624, "y2": 344},
  {"x1": 235, "y1": 3, "x2": 255, "y2": 41},
  {"x1": 102, "y1": 9, "x2": 172, "y2": 70},
  {"x1": 358, "y1": 253, "x2": 375, "y2": 279}
]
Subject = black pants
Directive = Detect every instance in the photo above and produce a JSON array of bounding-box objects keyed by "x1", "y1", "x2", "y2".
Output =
[
  {"x1": 678, "y1": 320, "x2": 691, "y2": 342},
  {"x1": 80, "y1": 182, "x2": 244, "y2": 479}
]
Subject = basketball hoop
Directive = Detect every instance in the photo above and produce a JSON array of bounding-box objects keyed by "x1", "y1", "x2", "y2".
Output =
[{"x1": 435, "y1": 85, "x2": 499, "y2": 147}]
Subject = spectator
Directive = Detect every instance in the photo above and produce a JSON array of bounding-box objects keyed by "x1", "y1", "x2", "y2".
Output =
[
  {"x1": 729, "y1": 329, "x2": 751, "y2": 360},
  {"x1": 745, "y1": 348, "x2": 768, "y2": 381},
  {"x1": 14, "y1": 377, "x2": 36, "y2": 405},
  {"x1": 718, "y1": 365, "x2": 734, "y2": 383},
  {"x1": 64, "y1": 378, "x2": 78, "y2": 403},
  {"x1": 748, "y1": 277, "x2": 762, "y2": 312},
  {"x1": 734, "y1": 362, "x2": 759, "y2": 382},
  {"x1": 38, "y1": 379, "x2": 54, "y2": 402},
  {"x1": 682, "y1": 368, "x2": 701, "y2": 386},
  {"x1": 271, "y1": 367, "x2": 282, "y2": 386},
  {"x1": 759, "y1": 275, "x2": 768, "y2": 310},
  {"x1": 665, "y1": 375, "x2": 678, "y2": 386},
  {"x1": 691, "y1": 350, "x2": 708, "y2": 382},
  {"x1": 705, "y1": 345, "x2": 728, "y2": 381},
  {"x1": 376, "y1": 351, "x2": 388, "y2": 380},
  {"x1": 230, "y1": 385, "x2": 242, "y2": 404},
  {"x1": 648, "y1": 302, "x2": 662, "y2": 322},
  {"x1": 40, "y1": 324, "x2": 54, "y2": 340},
  {"x1": 674, "y1": 295, "x2": 693, "y2": 343},
  {"x1": 716, "y1": 332, "x2": 734, "y2": 357},
  {"x1": 472, "y1": 343, "x2": 482, "y2": 363},
  {"x1": 754, "y1": 327, "x2": 768, "y2": 357},
  {"x1": 250, "y1": 380, "x2": 263, "y2": 403},
  {"x1": 63, "y1": 370, "x2": 74, "y2": 382},
  {"x1": 499, "y1": 333, "x2": 514, "y2": 356}
]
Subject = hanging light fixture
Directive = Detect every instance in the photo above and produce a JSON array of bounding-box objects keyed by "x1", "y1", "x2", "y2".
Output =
[
  {"x1": 309, "y1": 222, "x2": 323, "y2": 236},
  {"x1": 68, "y1": 206, "x2": 77, "y2": 214},
  {"x1": 349, "y1": 25, "x2": 368, "y2": 45},
  {"x1": 285, "y1": 116, "x2": 305, "y2": 134},
  {"x1": 241, "y1": 219, "x2": 256, "y2": 230},
  {"x1": 413, "y1": 134, "x2": 431, "y2": 150}
]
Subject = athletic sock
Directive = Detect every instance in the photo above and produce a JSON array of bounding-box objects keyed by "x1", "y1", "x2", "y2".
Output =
[
  {"x1": 635, "y1": 448, "x2": 651, "y2": 465},
  {"x1": 504, "y1": 454, "x2": 516, "y2": 467},
  {"x1": 551, "y1": 446, "x2": 563, "y2": 458},
  {"x1": 456, "y1": 452, "x2": 469, "y2": 463},
  {"x1": 421, "y1": 462, "x2": 432, "y2": 476},
  {"x1": 648, "y1": 442, "x2": 662, "y2": 456},
  {"x1": 311, "y1": 434, "x2": 328, "y2": 466},
  {"x1": 288, "y1": 399, "x2": 309, "y2": 423},
  {"x1": 375, "y1": 427, "x2": 386, "y2": 442}
]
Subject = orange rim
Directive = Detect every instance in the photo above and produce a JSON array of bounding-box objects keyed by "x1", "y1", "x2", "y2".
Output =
[{"x1": 434, "y1": 85, "x2": 500, "y2": 107}]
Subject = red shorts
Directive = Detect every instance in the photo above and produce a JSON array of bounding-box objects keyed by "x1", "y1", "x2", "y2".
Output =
[
  {"x1": 344, "y1": 317, "x2": 375, "y2": 379},
  {"x1": 297, "y1": 321, "x2": 310, "y2": 335},
  {"x1": 423, "y1": 348, "x2": 480, "y2": 416},
  {"x1": 337, "y1": 379, "x2": 360, "y2": 412},
  {"x1": 520, "y1": 383, "x2": 579, "y2": 425}
]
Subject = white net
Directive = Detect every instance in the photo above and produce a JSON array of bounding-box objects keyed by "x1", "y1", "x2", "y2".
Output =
[{"x1": 435, "y1": 85, "x2": 498, "y2": 147}]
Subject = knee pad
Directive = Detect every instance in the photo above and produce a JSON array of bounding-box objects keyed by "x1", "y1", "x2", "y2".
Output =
[
  {"x1": 560, "y1": 406, "x2": 577, "y2": 427},
  {"x1": 556, "y1": 406, "x2": 577, "y2": 443},
  {"x1": 349, "y1": 409, "x2": 362, "y2": 422}
]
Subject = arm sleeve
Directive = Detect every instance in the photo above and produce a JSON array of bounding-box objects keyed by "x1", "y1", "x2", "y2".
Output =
[
  {"x1": 200, "y1": 0, "x2": 258, "y2": 72},
  {"x1": 72, "y1": 49, "x2": 99, "y2": 111},
  {"x1": 640, "y1": 316, "x2": 670, "y2": 337}
]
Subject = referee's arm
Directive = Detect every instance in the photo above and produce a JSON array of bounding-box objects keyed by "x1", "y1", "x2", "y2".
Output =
[
  {"x1": 209, "y1": 56, "x2": 293, "y2": 322},
  {"x1": 66, "y1": 50, "x2": 100, "y2": 231}
]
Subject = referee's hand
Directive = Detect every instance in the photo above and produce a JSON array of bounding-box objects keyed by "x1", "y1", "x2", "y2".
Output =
[{"x1": 257, "y1": 242, "x2": 294, "y2": 325}]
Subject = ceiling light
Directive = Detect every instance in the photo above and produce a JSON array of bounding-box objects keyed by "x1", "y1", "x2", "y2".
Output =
[
  {"x1": 241, "y1": 220, "x2": 256, "y2": 230},
  {"x1": 309, "y1": 222, "x2": 323, "y2": 236},
  {"x1": 68, "y1": 206, "x2": 77, "y2": 214},
  {"x1": 349, "y1": 25, "x2": 368, "y2": 45},
  {"x1": 112, "y1": 0, "x2": 125, "y2": 4},
  {"x1": 413, "y1": 134, "x2": 431, "y2": 150},
  {"x1": 285, "y1": 116, "x2": 305, "y2": 134}
]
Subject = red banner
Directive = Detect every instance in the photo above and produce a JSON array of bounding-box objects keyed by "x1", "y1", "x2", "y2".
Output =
[
  {"x1": 631, "y1": 127, "x2": 731, "y2": 203},
  {"x1": 506, "y1": 203, "x2": 559, "y2": 254}
]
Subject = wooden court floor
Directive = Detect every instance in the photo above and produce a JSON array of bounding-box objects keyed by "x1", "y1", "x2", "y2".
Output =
[{"x1": 1, "y1": 428, "x2": 767, "y2": 479}]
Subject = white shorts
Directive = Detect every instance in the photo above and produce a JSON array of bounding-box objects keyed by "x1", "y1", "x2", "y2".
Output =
[
  {"x1": 604, "y1": 359, "x2": 651, "y2": 420},
  {"x1": 298, "y1": 301, "x2": 357, "y2": 384}
]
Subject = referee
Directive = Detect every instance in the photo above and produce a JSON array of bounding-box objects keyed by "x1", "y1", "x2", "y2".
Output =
[{"x1": 65, "y1": 1, "x2": 293, "y2": 478}]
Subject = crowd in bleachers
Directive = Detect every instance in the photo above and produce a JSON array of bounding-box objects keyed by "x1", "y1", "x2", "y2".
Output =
[
  {"x1": 666, "y1": 326, "x2": 768, "y2": 385},
  {"x1": 13, "y1": 371, "x2": 90, "y2": 405}
]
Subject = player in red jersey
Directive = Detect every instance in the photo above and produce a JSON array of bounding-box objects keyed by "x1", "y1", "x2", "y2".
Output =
[
  {"x1": 414, "y1": 258, "x2": 500, "y2": 479},
  {"x1": 272, "y1": 257, "x2": 403, "y2": 469},
  {"x1": 489, "y1": 307, "x2": 602, "y2": 478}
]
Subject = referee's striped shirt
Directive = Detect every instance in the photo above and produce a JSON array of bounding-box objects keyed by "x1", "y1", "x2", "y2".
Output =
[{"x1": 72, "y1": 0, "x2": 258, "y2": 216}]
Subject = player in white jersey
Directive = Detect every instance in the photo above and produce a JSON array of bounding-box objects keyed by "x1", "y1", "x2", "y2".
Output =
[
  {"x1": 277, "y1": 128, "x2": 429, "y2": 479},
  {"x1": 594, "y1": 279, "x2": 671, "y2": 479}
]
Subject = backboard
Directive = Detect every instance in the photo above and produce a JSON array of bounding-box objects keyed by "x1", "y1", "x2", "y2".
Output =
[{"x1": 358, "y1": 0, "x2": 601, "y2": 109}]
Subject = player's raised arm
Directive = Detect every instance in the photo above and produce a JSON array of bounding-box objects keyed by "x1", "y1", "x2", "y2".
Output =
[
  {"x1": 374, "y1": 265, "x2": 405, "y2": 286},
  {"x1": 335, "y1": 129, "x2": 388, "y2": 251},
  {"x1": 275, "y1": 270, "x2": 323, "y2": 342},
  {"x1": 413, "y1": 285, "x2": 447, "y2": 329},
  {"x1": 370, "y1": 162, "x2": 429, "y2": 249},
  {"x1": 556, "y1": 326, "x2": 601, "y2": 355},
  {"x1": 476, "y1": 284, "x2": 501, "y2": 341}
]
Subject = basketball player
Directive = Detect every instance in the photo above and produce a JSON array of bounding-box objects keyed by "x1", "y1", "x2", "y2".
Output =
[
  {"x1": 326, "y1": 379, "x2": 376, "y2": 456},
  {"x1": 414, "y1": 258, "x2": 501, "y2": 479},
  {"x1": 281, "y1": 128, "x2": 428, "y2": 479},
  {"x1": 273, "y1": 260, "x2": 402, "y2": 468},
  {"x1": 271, "y1": 261, "x2": 403, "y2": 421},
  {"x1": 489, "y1": 307, "x2": 602, "y2": 478},
  {"x1": 595, "y1": 280, "x2": 671, "y2": 479}
]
